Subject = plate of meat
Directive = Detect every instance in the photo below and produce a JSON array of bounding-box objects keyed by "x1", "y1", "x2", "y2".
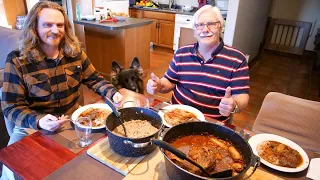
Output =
[
  {"x1": 158, "y1": 104, "x2": 206, "y2": 127},
  {"x1": 71, "y1": 103, "x2": 112, "y2": 129},
  {"x1": 248, "y1": 133, "x2": 309, "y2": 172}
]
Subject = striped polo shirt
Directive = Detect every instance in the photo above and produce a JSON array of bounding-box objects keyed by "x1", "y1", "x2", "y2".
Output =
[
  {"x1": 164, "y1": 40, "x2": 249, "y2": 121},
  {"x1": 1, "y1": 48, "x2": 117, "y2": 129}
]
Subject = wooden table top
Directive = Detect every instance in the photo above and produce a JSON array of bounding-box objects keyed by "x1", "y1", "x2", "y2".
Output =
[{"x1": 0, "y1": 89, "x2": 318, "y2": 180}]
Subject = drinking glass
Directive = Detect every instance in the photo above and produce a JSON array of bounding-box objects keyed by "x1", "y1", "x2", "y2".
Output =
[
  {"x1": 74, "y1": 117, "x2": 92, "y2": 147},
  {"x1": 136, "y1": 97, "x2": 150, "y2": 108}
]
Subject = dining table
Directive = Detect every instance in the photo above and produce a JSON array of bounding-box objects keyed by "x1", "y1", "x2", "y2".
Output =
[{"x1": 0, "y1": 88, "x2": 319, "y2": 180}]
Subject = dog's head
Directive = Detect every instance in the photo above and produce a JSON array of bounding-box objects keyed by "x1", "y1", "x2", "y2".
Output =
[{"x1": 110, "y1": 57, "x2": 144, "y2": 93}]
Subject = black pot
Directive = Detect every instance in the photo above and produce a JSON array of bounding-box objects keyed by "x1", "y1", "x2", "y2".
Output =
[
  {"x1": 160, "y1": 121, "x2": 260, "y2": 180},
  {"x1": 105, "y1": 107, "x2": 163, "y2": 157}
]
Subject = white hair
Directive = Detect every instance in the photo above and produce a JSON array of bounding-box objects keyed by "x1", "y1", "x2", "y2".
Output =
[{"x1": 192, "y1": 5, "x2": 224, "y2": 29}]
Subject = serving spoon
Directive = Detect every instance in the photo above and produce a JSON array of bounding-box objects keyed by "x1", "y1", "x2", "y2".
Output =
[
  {"x1": 152, "y1": 139, "x2": 233, "y2": 178},
  {"x1": 104, "y1": 97, "x2": 128, "y2": 137}
]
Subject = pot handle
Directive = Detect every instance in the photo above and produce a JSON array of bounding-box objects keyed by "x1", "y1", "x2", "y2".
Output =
[
  {"x1": 123, "y1": 139, "x2": 153, "y2": 148},
  {"x1": 243, "y1": 154, "x2": 260, "y2": 179}
]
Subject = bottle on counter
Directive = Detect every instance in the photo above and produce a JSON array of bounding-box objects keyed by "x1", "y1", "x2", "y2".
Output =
[{"x1": 76, "y1": 3, "x2": 82, "y2": 20}]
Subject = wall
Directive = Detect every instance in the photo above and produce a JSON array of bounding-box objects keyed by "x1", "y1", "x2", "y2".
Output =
[
  {"x1": 95, "y1": 0, "x2": 129, "y2": 13},
  {"x1": 269, "y1": 0, "x2": 320, "y2": 51},
  {"x1": 224, "y1": 0, "x2": 270, "y2": 62},
  {"x1": 0, "y1": 0, "x2": 9, "y2": 27},
  {"x1": 155, "y1": 0, "x2": 198, "y2": 7}
]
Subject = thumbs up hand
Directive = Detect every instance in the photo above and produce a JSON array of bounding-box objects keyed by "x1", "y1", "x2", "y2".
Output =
[
  {"x1": 147, "y1": 73, "x2": 161, "y2": 94},
  {"x1": 219, "y1": 86, "x2": 236, "y2": 117}
]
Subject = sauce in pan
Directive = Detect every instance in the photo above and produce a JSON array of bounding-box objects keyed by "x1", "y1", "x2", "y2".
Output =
[{"x1": 165, "y1": 135, "x2": 245, "y2": 177}]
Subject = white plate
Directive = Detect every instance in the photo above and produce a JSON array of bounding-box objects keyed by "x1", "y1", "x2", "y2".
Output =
[
  {"x1": 158, "y1": 104, "x2": 206, "y2": 127},
  {"x1": 71, "y1": 103, "x2": 112, "y2": 129},
  {"x1": 248, "y1": 133, "x2": 309, "y2": 172}
]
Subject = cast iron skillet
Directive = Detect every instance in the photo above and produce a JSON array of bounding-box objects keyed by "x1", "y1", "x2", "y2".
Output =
[
  {"x1": 105, "y1": 107, "x2": 163, "y2": 157},
  {"x1": 159, "y1": 121, "x2": 260, "y2": 180}
]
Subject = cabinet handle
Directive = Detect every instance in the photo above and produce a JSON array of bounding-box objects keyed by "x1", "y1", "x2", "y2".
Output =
[
  {"x1": 158, "y1": 22, "x2": 160, "y2": 28},
  {"x1": 156, "y1": 22, "x2": 159, "y2": 28}
]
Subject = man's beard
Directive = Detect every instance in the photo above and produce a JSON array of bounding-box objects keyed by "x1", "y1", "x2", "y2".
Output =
[{"x1": 42, "y1": 33, "x2": 63, "y2": 47}]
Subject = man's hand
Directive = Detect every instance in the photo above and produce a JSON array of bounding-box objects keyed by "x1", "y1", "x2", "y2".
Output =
[
  {"x1": 112, "y1": 92, "x2": 123, "y2": 103},
  {"x1": 147, "y1": 73, "x2": 161, "y2": 94},
  {"x1": 38, "y1": 114, "x2": 69, "y2": 132},
  {"x1": 219, "y1": 86, "x2": 236, "y2": 117}
]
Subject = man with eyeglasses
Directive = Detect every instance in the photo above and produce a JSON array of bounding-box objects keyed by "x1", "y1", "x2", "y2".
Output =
[{"x1": 147, "y1": 5, "x2": 249, "y2": 122}]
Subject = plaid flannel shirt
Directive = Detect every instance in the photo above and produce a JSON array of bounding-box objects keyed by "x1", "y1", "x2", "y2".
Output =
[{"x1": 1, "y1": 48, "x2": 117, "y2": 129}]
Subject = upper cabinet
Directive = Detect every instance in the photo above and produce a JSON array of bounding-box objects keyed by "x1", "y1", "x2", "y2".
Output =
[
  {"x1": 129, "y1": 9, "x2": 175, "y2": 49},
  {"x1": 0, "y1": 0, "x2": 26, "y2": 29}
]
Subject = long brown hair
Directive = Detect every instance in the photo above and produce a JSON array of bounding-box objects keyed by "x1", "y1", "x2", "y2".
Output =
[{"x1": 20, "y1": 1, "x2": 81, "y2": 59}]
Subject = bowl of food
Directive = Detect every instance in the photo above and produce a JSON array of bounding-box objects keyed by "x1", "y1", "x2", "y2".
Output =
[
  {"x1": 71, "y1": 103, "x2": 112, "y2": 129},
  {"x1": 158, "y1": 104, "x2": 206, "y2": 127},
  {"x1": 159, "y1": 121, "x2": 260, "y2": 179},
  {"x1": 111, "y1": 12, "x2": 129, "y2": 21},
  {"x1": 105, "y1": 107, "x2": 163, "y2": 157}
]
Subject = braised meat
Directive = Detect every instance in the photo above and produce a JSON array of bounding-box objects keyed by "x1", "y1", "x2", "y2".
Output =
[
  {"x1": 166, "y1": 135, "x2": 244, "y2": 177},
  {"x1": 189, "y1": 146, "x2": 216, "y2": 172},
  {"x1": 257, "y1": 141, "x2": 303, "y2": 168}
]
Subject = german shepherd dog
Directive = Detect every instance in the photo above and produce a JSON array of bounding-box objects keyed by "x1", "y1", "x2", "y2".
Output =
[{"x1": 110, "y1": 57, "x2": 144, "y2": 94}]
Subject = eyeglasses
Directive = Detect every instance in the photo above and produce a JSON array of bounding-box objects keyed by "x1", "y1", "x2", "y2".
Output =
[{"x1": 195, "y1": 21, "x2": 220, "y2": 30}]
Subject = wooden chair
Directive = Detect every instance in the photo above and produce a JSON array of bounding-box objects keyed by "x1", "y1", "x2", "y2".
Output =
[
  {"x1": 252, "y1": 92, "x2": 320, "y2": 153},
  {"x1": 264, "y1": 18, "x2": 312, "y2": 56}
]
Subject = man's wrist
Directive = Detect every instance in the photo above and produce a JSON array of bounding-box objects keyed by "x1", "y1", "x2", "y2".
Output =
[{"x1": 231, "y1": 101, "x2": 239, "y2": 113}]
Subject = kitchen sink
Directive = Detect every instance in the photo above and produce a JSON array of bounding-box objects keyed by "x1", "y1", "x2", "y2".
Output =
[{"x1": 161, "y1": 7, "x2": 183, "y2": 12}]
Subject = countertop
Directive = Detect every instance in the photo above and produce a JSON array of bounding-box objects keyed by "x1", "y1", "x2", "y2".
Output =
[
  {"x1": 129, "y1": 6, "x2": 197, "y2": 16},
  {"x1": 73, "y1": 18, "x2": 153, "y2": 30}
]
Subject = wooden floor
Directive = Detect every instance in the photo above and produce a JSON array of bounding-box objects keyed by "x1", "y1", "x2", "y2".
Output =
[{"x1": 0, "y1": 48, "x2": 319, "y2": 152}]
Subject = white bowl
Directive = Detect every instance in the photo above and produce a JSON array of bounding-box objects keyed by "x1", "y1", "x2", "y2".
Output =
[
  {"x1": 182, "y1": 6, "x2": 193, "y2": 12},
  {"x1": 82, "y1": 15, "x2": 95, "y2": 21},
  {"x1": 115, "y1": 16, "x2": 128, "y2": 21}
]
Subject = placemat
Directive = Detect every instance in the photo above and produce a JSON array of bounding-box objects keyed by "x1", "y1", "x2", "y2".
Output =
[
  {"x1": 41, "y1": 115, "x2": 106, "y2": 154},
  {"x1": 43, "y1": 152, "x2": 123, "y2": 180},
  {"x1": 87, "y1": 137, "x2": 147, "y2": 176},
  {"x1": 124, "y1": 148, "x2": 284, "y2": 180}
]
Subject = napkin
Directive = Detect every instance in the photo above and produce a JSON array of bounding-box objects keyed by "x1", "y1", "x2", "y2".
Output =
[{"x1": 307, "y1": 158, "x2": 320, "y2": 180}]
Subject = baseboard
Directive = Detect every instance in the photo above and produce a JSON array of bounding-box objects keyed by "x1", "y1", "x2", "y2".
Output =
[
  {"x1": 248, "y1": 51, "x2": 262, "y2": 69},
  {"x1": 153, "y1": 45, "x2": 174, "y2": 54}
]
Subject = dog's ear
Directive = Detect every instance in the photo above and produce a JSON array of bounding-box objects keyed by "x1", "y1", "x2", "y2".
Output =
[
  {"x1": 110, "y1": 61, "x2": 123, "y2": 86},
  {"x1": 111, "y1": 61, "x2": 123, "y2": 75},
  {"x1": 130, "y1": 57, "x2": 143, "y2": 74}
]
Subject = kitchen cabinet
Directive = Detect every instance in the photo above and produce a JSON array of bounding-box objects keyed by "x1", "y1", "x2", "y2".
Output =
[
  {"x1": 145, "y1": 18, "x2": 158, "y2": 44},
  {"x1": 129, "y1": 9, "x2": 143, "y2": 18},
  {"x1": 129, "y1": 9, "x2": 175, "y2": 48},
  {"x1": 158, "y1": 20, "x2": 174, "y2": 48}
]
